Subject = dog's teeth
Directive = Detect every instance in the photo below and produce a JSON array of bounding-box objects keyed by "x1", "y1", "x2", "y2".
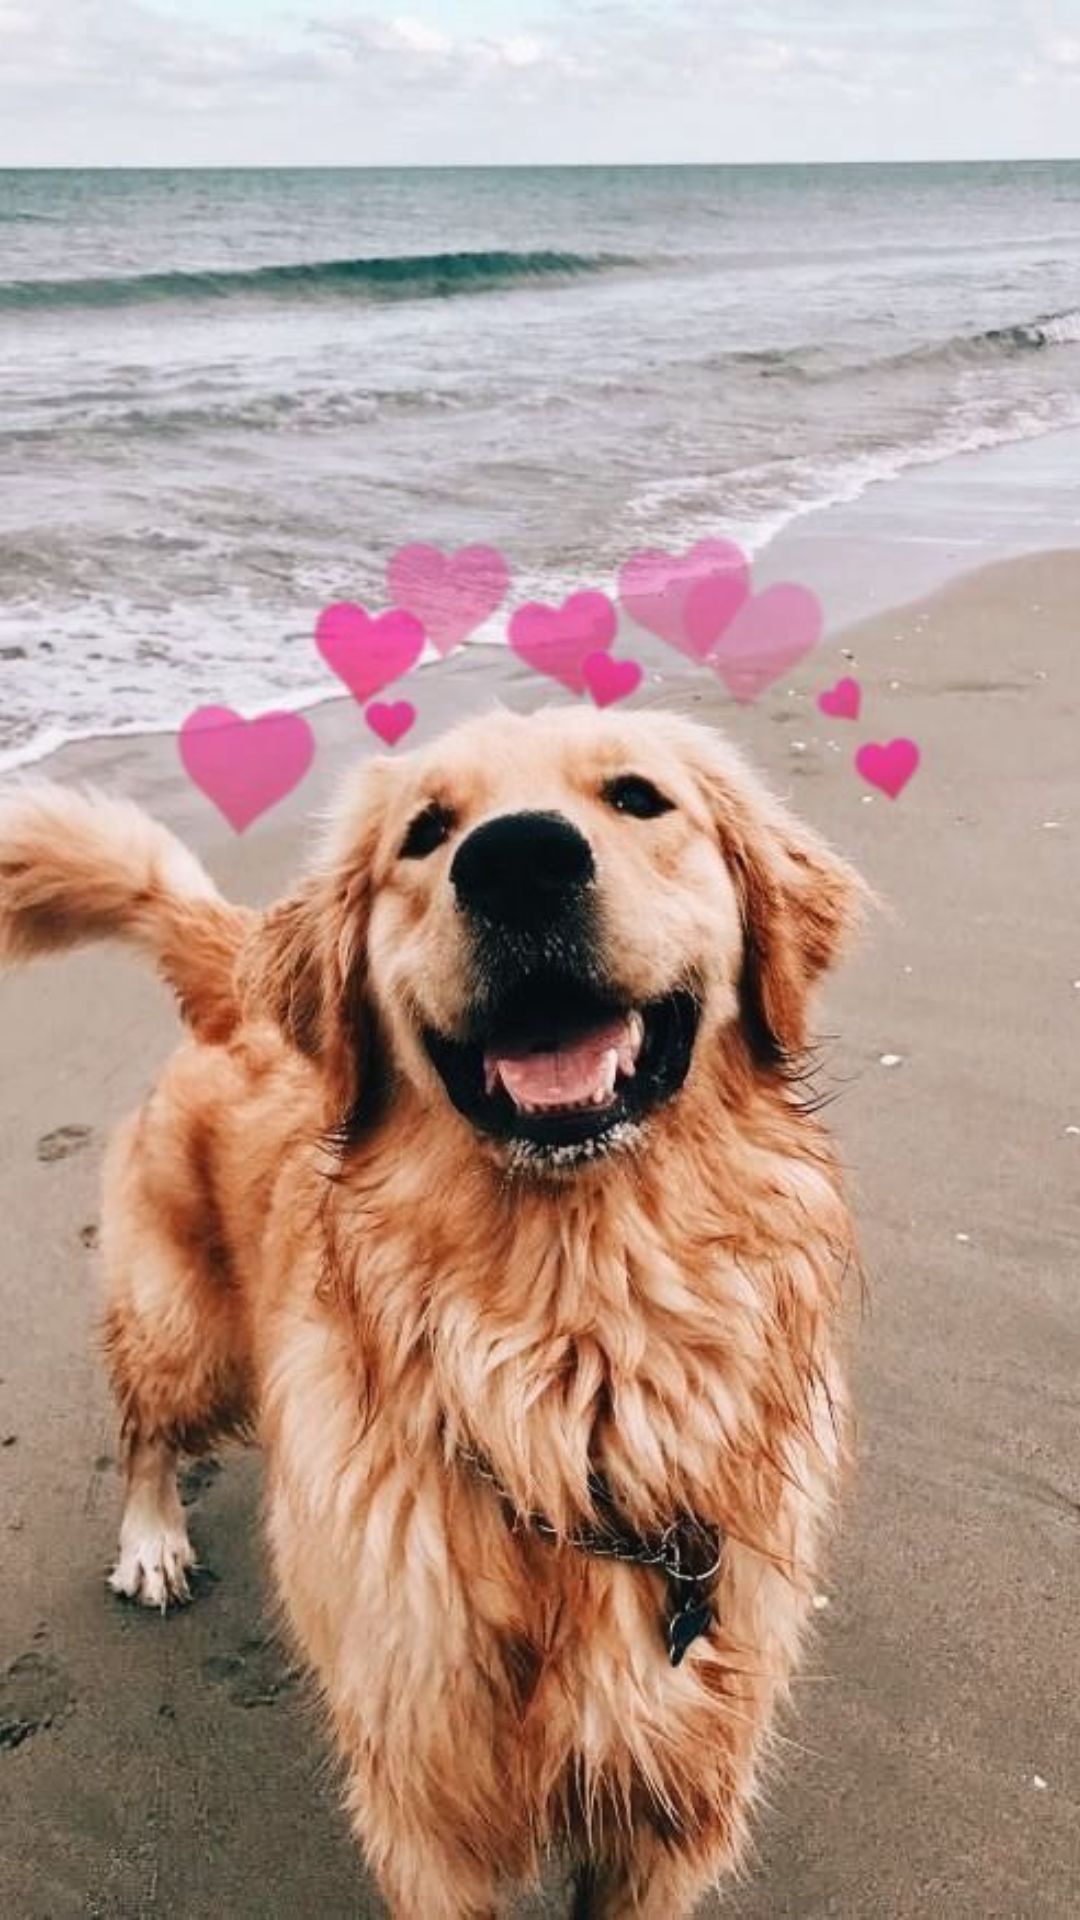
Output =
[
  {"x1": 618, "y1": 1013, "x2": 644, "y2": 1077},
  {"x1": 598, "y1": 1048, "x2": 619, "y2": 1099},
  {"x1": 485, "y1": 1059, "x2": 501, "y2": 1096}
]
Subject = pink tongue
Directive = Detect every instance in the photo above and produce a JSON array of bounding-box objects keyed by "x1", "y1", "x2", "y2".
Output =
[{"x1": 491, "y1": 1019, "x2": 626, "y2": 1109}]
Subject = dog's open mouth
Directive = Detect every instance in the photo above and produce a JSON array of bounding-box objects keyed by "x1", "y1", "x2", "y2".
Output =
[{"x1": 423, "y1": 979, "x2": 700, "y2": 1158}]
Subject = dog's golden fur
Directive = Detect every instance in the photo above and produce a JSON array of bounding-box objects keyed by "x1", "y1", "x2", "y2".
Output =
[{"x1": 0, "y1": 708, "x2": 863, "y2": 1919}]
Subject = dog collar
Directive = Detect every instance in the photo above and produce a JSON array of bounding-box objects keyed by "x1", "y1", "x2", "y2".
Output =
[{"x1": 459, "y1": 1448, "x2": 724, "y2": 1667}]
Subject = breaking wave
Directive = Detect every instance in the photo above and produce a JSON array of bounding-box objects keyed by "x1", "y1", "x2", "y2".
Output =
[{"x1": 0, "y1": 248, "x2": 635, "y2": 313}]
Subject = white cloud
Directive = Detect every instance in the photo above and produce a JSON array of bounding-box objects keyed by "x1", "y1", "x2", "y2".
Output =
[
  {"x1": 742, "y1": 38, "x2": 796, "y2": 74},
  {"x1": 497, "y1": 34, "x2": 546, "y2": 69},
  {"x1": 1044, "y1": 31, "x2": 1080, "y2": 64},
  {"x1": 2, "y1": 0, "x2": 1080, "y2": 162},
  {"x1": 312, "y1": 12, "x2": 565, "y2": 76},
  {"x1": 0, "y1": 0, "x2": 331, "y2": 101},
  {"x1": 386, "y1": 17, "x2": 452, "y2": 57}
]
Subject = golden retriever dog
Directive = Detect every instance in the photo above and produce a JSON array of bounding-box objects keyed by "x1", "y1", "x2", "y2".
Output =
[{"x1": 0, "y1": 707, "x2": 863, "y2": 1919}]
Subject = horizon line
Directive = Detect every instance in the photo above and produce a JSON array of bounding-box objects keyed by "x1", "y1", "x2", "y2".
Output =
[{"x1": 2, "y1": 155, "x2": 1080, "y2": 173}]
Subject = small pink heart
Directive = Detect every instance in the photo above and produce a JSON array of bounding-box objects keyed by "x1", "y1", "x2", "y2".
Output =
[
  {"x1": 855, "y1": 738, "x2": 920, "y2": 799},
  {"x1": 178, "y1": 706, "x2": 315, "y2": 833},
  {"x1": 315, "y1": 603, "x2": 425, "y2": 704},
  {"x1": 817, "y1": 676, "x2": 862, "y2": 721},
  {"x1": 709, "y1": 582, "x2": 822, "y2": 704},
  {"x1": 365, "y1": 700, "x2": 416, "y2": 747},
  {"x1": 387, "y1": 543, "x2": 510, "y2": 656},
  {"x1": 508, "y1": 590, "x2": 617, "y2": 694},
  {"x1": 582, "y1": 651, "x2": 642, "y2": 708},
  {"x1": 620, "y1": 539, "x2": 749, "y2": 660}
]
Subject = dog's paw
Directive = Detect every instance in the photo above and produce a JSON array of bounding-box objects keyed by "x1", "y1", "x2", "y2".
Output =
[{"x1": 109, "y1": 1524, "x2": 196, "y2": 1612}]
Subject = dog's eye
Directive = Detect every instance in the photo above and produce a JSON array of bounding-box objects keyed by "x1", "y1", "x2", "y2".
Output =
[
  {"x1": 603, "y1": 775, "x2": 674, "y2": 820},
  {"x1": 400, "y1": 803, "x2": 454, "y2": 860}
]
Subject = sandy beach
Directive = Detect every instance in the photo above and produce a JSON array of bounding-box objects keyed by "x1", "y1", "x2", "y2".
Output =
[{"x1": 1, "y1": 539, "x2": 1078, "y2": 1917}]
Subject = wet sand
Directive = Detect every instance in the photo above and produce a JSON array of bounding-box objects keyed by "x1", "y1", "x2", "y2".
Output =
[{"x1": 1, "y1": 549, "x2": 1078, "y2": 1917}]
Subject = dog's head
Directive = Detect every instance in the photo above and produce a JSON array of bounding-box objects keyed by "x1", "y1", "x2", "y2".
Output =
[{"x1": 245, "y1": 708, "x2": 864, "y2": 1173}]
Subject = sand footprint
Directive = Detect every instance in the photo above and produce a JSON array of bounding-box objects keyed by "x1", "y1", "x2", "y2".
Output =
[
  {"x1": 203, "y1": 1635, "x2": 299, "y2": 1710},
  {"x1": 36, "y1": 1124, "x2": 94, "y2": 1164},
  {"x1": 0, "y1": 1651, "x2": 73, "y2": 1753}
]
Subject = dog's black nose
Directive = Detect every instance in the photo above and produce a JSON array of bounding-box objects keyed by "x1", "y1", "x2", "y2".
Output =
[{"x1": 450, "y1": 811, "x2": 595, "y2": 922}]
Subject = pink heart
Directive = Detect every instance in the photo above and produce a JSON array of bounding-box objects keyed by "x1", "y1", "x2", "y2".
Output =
[
  {"x1": 683, "y1": 570, "x2": 751, "y2": 661},
  {"x1": 817, "y1": 676, "x2": 862, "y2": 721},
  {"x1": 855, "y1": 738, "x2": 920, "y2": 799},
  {"x1": 619, "y1": 539, "x2": 749, "y2": 660},
  {"x1": 708, "y1": 583, "x2": 822, "y2": 704},
  {"x1": 365, "y1": 700, "x2": 416, "y2": 747},
  {"x1": 508, "y1": 590, "x2": 617, "y2": 694},
  {"x1": 387, "y1": 543, "x2": 510, "y2": 656},
  {"x1": 315, "y1": 603, "x2": 425, "y2": 704},
  {"x1": 582, "y1": 651, "x2": 642, "y2": 708},
  {"x1": 178, "y1": 706, "x2": 315, "y2": 833}
]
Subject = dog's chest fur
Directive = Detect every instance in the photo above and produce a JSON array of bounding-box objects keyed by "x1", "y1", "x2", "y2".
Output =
[{"x1": 257, "y1": 1113, "x2": 849, "y2": 1867}]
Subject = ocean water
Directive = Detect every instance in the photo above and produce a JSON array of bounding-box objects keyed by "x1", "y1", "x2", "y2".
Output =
[{"x1": 2, "y1": 161, "x2": 1080, "y2": 768}]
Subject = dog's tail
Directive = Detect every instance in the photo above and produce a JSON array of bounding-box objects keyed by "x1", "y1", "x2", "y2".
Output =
[{"x1": 0, "y1": 784, "x2": 253, "y2": 1039}]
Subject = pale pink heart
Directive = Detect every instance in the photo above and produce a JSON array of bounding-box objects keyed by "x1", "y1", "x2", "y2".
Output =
[
  {"x1": 386, "y1": 543, "x2": 510, "y2": 656},
  {"x1": 508, "y1": 590, "x2": 617, "y2": 694},
  {"x1": 582, "y1": 651, "x2": 643, "y2": 708},
  {"x1": 817, "y1": 676, "x2": 862, "y2": 721},
  {"x1": 315, "y1": 602, "x2": 425, "y2": 704},
  {"x1": 619, "y1": 539, "x2": 749, "y2": 659},
  {"x1": 855, "y1": 738, "x2": 920, "y2": 799},
  {"x1": 365, "y1": 700, "x2": 416, "y2": 747},
  {"x1": 683, "y1": 570, "x2": 751, "y2": 661},
  {"x1": 178, "y1": 706, "x2": 315, "y2": 833},
  {"x1": 708, "y1": 583, "x2": 823, "y2": 704}
]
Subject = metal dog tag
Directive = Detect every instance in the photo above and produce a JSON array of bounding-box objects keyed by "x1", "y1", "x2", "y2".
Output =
[{"x1": 667, "y1": 1598, "x2": 714, "y2": 1667}]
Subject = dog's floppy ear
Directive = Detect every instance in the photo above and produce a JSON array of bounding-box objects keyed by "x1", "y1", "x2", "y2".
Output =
[
  {"x1": 238, "y1": 764, "x2": 390, "y2": 1116},
  {"x1": 689, "y1": 730, "x2": 867, "y2": 1066},
  {"x1": 239, "y1": 869, "x2": 371, "y2": 1114}
]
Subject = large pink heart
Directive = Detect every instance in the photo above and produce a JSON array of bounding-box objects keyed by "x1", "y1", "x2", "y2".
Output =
[
  {"x1": 582, "y1": 651, "x2": 642, "y2": 708},
  {"x1": 508, "y1": 591, "x2": 617, "y2": 694},
  {"x1": 315, "y1": 603, "x2": 425, "y2": 703},
  {"x1": 707, "y1": 583, "x2": 822, "y2": 704},
  {"x1": 619, "y1": 539, "x2": 749, "y2": 660},
  {"x1": 387, "y1": 543, "x2": 510, "y2": 656},
  {"x1": 179, "y1": 706, "x2": 315, "y2": 833},
  {"x1": 855, "y1": 738, "x2": 920, "y2": 799}
]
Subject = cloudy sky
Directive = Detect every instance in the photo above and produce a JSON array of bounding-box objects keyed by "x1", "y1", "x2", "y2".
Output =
[{"x1": 2, "y1": 0, "x2": 1080, "y2": 167}]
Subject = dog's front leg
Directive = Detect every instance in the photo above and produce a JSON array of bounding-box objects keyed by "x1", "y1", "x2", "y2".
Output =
[
  {"x1": 265, "y1": 1455, "x2": 524, "y2": 1919},
  {"x1": 571, "y1": 1838, "x2": 726, "y2": 1920},
  {"x1": 108, "y1": 1431, "x2": 195, "y2": 1610},
  {"x1": 342, "y1": 1770, "x2": 509, "y2": 1920}
]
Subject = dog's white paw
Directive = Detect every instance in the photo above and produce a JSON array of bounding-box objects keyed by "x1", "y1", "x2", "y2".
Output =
[{"x1": 109, "y1": 1521, "x2": 196, "y2": 1611}]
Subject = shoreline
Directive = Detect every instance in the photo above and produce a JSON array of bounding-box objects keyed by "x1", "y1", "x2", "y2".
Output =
[
  {"x1": 6, "y1": 537, "x2": 1077, "y2": 825},
  {"x1": 5, "y1": 415, "x2": 1080, "y2": 782}
]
